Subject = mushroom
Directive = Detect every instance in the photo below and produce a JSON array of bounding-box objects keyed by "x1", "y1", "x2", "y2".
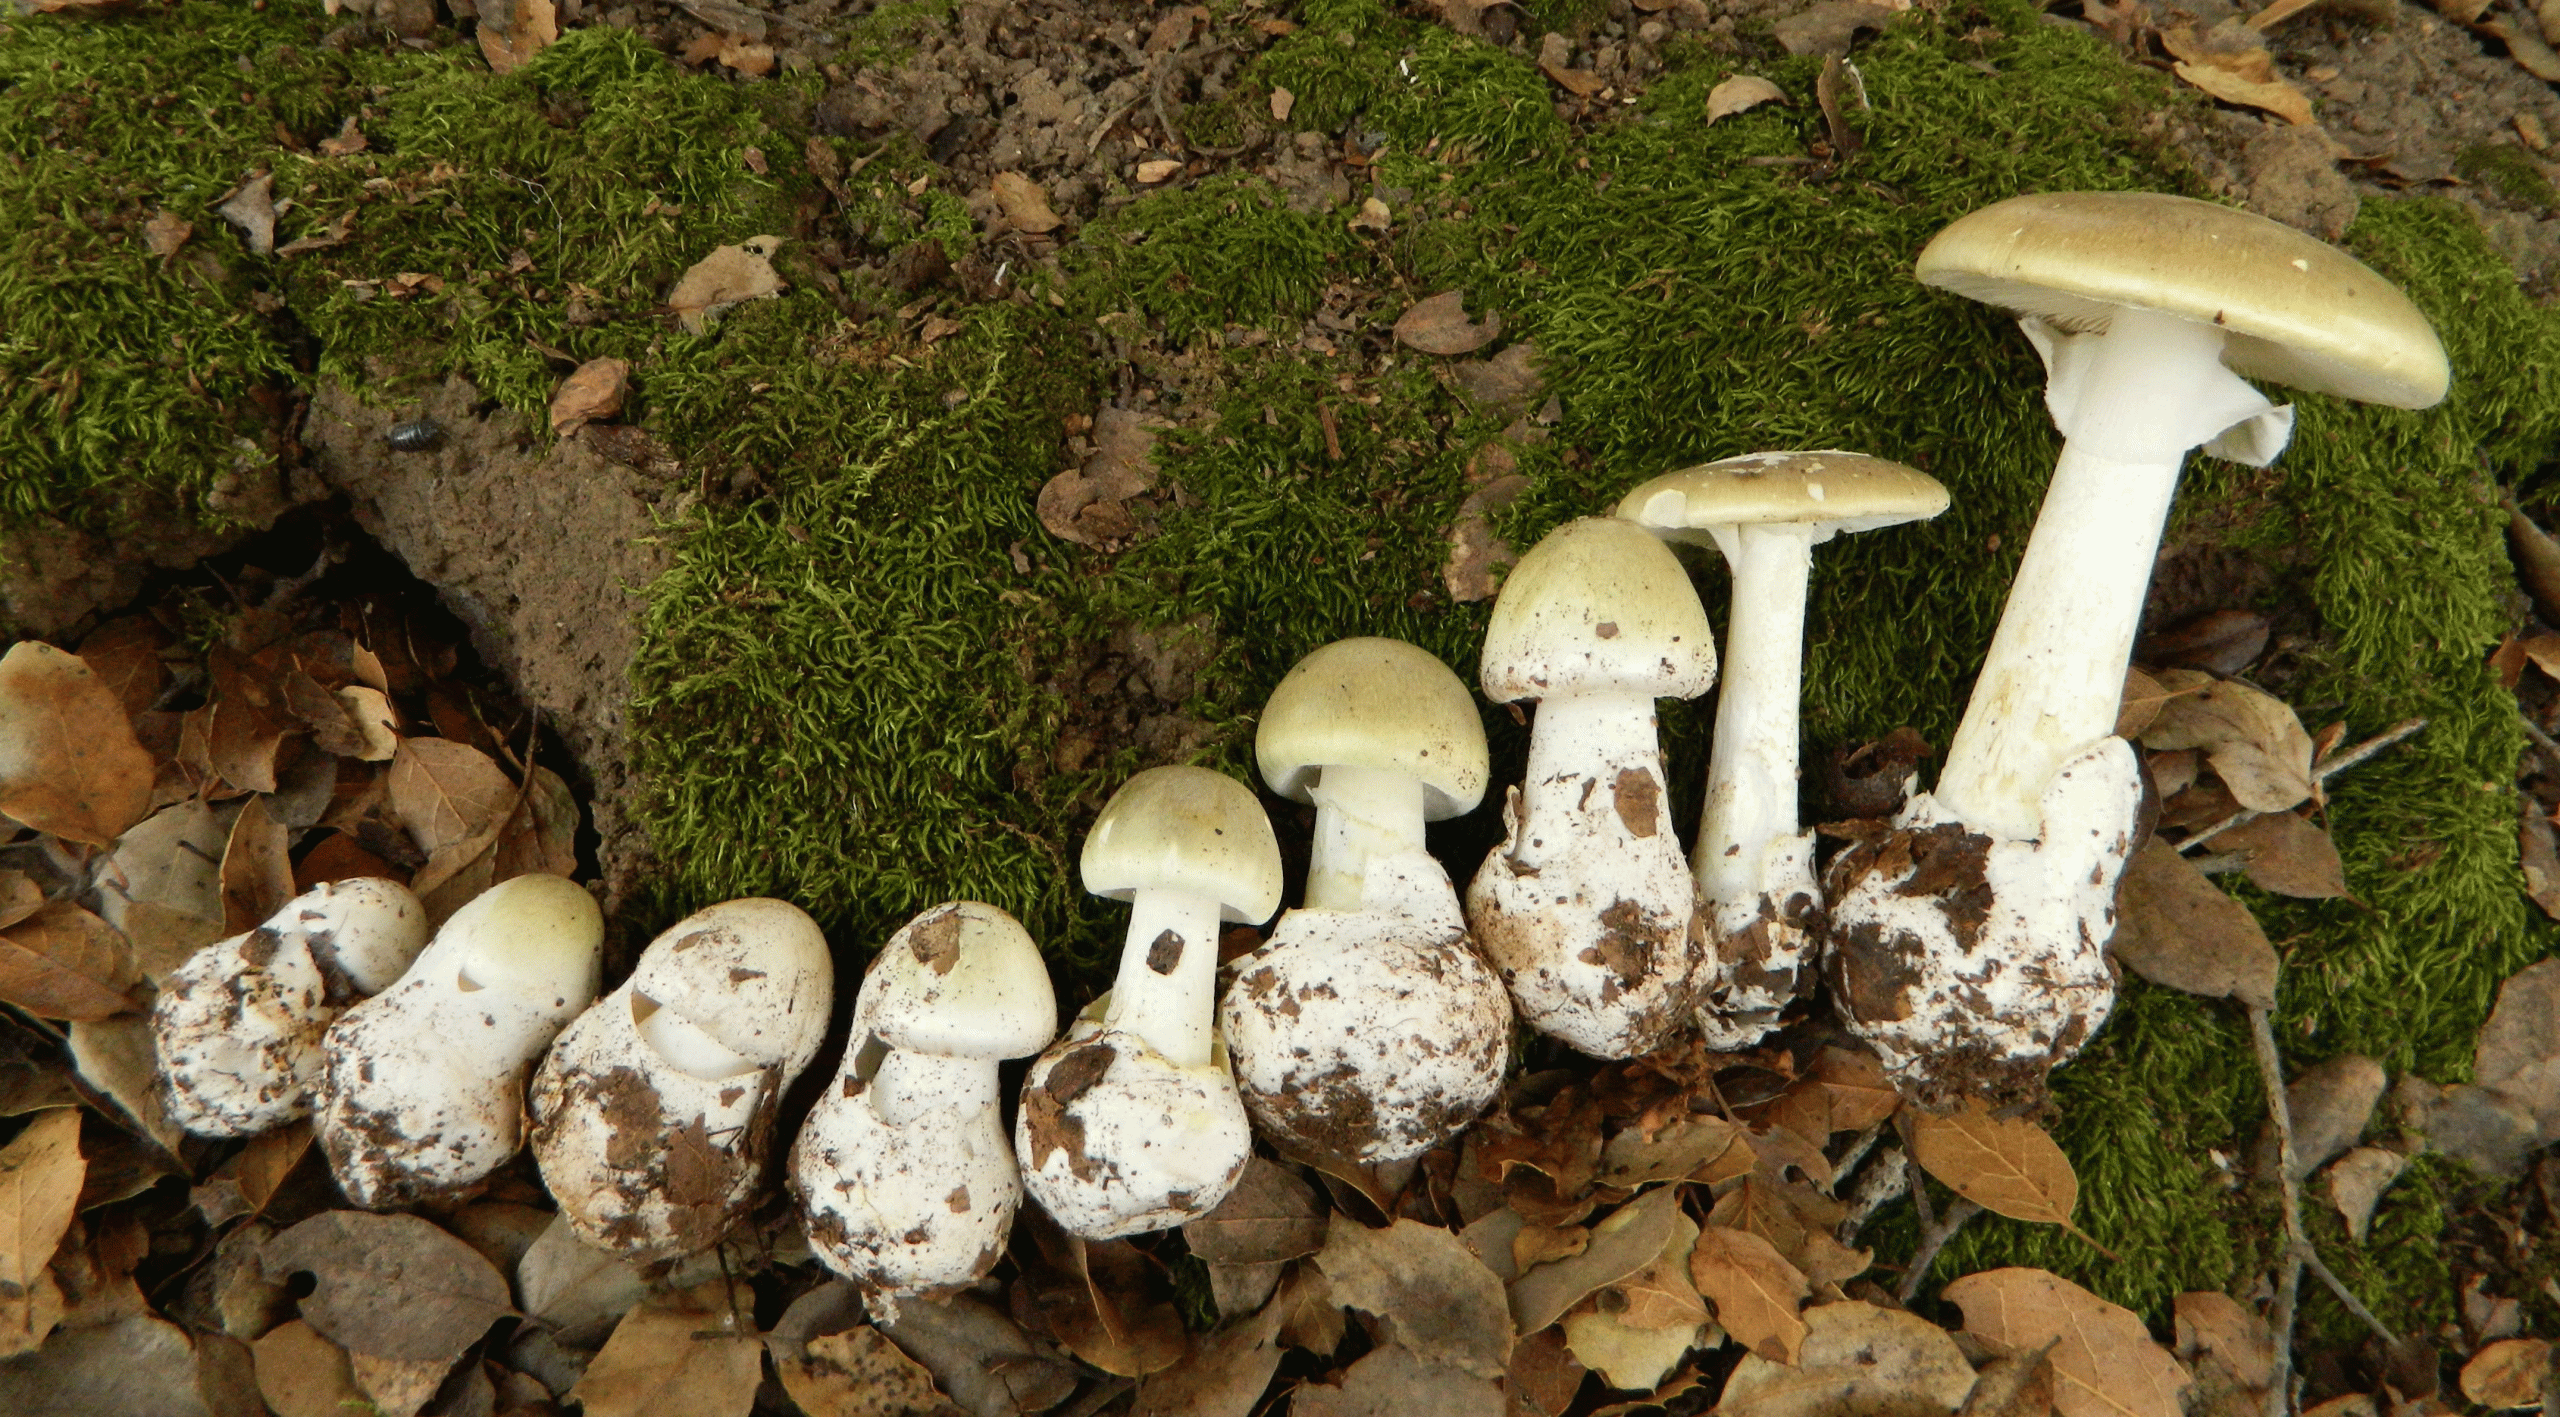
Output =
[
  {"x1": 1827, "y1": 191, "x2": 2447, "y2": 1102},
  {"x1": 1465, "y1": 516, "x2": 1719, "y2": 1058},
  {"x1": 154, "y1": 877, "x2": 429, "y2": 1138},
  {"x1": 316, "y1": 873, "x2": 604, "y2": 1208},
  {"x1": 1616, "y1": 453, "x2": 1949, "y2": 1048},
  {"x1": 1220, "y1": 637, "x2": 1511, "y2": 1163},
  {"x1": 530, "y1": 897, "x2": 833, "y2": 1262},
  {"x1": 795, "y1": 900, "x2": 1056, "y2": 1295},
  {"x1": 1016, "y1": 766, "x2": 1278, "y2": 1238}
]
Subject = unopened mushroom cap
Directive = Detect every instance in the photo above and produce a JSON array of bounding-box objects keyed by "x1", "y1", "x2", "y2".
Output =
[
  {"x1": 626, "y1": 897, "x2": 834, "y2": 1074},
  {"x1": 1256, "y1": 637, "x2": 1489, "y2": 819},
  {"x1": 294, "y1": 877, "x2": 431, "y2": 997},
  {"x1": 1082, "y1": 766, "x2": 1283, "y2": 924},
  {"x1": 1916, "y1": 191, "x2": 2449, "y2": 410},
  {"x1": 430, "y1": 873, "x2": 603, "y2": 1007},
  {"x1": 1479, "y1": 517, "x2": 1718, "y2": 704},
  {"x1": 1617, "y1": 451, "x2": 1949, "y2": 547},
  {"x1": 858, "y1": 901, "x2": 1058, "y2": 1060}
]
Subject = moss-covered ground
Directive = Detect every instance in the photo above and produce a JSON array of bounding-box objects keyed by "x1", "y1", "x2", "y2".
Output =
[{"x1": 6, "y1": 0, "x2": 2557, "y2": 1337}]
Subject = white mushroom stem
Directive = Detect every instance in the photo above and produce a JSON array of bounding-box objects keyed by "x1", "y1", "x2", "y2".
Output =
[
  {"x1": 1103, "y1": 886, "x2": 1223, "y2": 1068},
  {"x1": 1934, "y1": 307, "x2": 2288, "y2": 843},
  {"x1": 870, "y1": 1048, "x2": 997, "y2": 1126},
  {"x1": 1304, "y1": 765, "x2": 1428, "y2": 911},
  {"x1": 1515, "y1": 692, "x2": 1662, "y2": 865},
  {"x1": 1695, "y1": 523, "x2": 1813, "y2": 904}
]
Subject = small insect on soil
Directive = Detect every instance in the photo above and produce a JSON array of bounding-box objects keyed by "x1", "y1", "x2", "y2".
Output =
[{"x1": 386, "y1": 417, "x2": 446, "y2": 452}]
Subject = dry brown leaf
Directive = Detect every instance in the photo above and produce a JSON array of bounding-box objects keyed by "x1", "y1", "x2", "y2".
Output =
[
  {"x1": 219, "y1": 794, "x2": 294, "y2": 935},
  {"x1": 2214, "y1": 811, "x2": 2349, "y2": 899},
  {"x1": 1596, "y1": 1115, "x2": 1743, "y2": 1187},
  {"x1": 2460, "y1": 1338, "x2": 2554, "y2": 1410},
  {"x1": 2117, "y1": 668, "x2": 2173, "y2": 739},
  {"x1": 1687, "y1": 1224, "x2": 1808, "y2": 1364},
  {"x1": 262, "y1": 1211, "x2": 513, "y2": 1367},
  {"x1": 1945, "y1": 1268, "x2": 2192, "y2": 1417},
  {"x1": 2472, "y1": 958, "x2": 2560, "y2": 1142},
  {"x1": 874, "y1": 1290, "x2": 1084, "y2": 1416},
  {"x1": 1773, "y1": 0, "x2": 1894, "y2": 52},
  {"x1": 1130, "y1": 1295, "x2": 1286, "y2": 1417},
  {"x1": 778, "y1": 1324, "x2": 966, "y2": 1417},
  {"x1": 254, "y1": 1318, "x2": 368, "y2": 1417},
  {"x1": 1560, "y1": 1304, "x2": 1701, "y2": 1393},
  {"x1": 215, "y1": 171, "x2": 276, "y2": 255},
  {"x1": 1315, "y1": 1214, "x2": 1513, "y2": 1376},
  {"x1": 1719, "y1": 1299, "x2": 1978, "y2": 1417},
  {"x1": 1013, "y1": 1212, "x2": 1189, "y2": 1377},
  {"x1": 1184, "y1": 1158, "x2": 1326, "y2": 1266},
  {"x1": 0, "y1": 1109, "x2": 83, "y2": 1358},
  {"x1": 2107, "y1": 837, "x2": 2281, "y2": 1009},
  {"x1": 2161, "y1": 24, "x2": 2314, "y2": 124},
  {"x1": 2140, "y1": 673, "x2": 2315, "y2": 812},
  {"x1": 1707, "y1": 74, "x2": 1789, "y2": 120},
  {"x1": 2522, "y1": 805, "x2": 2560, "y2": 921},
  {"x1": 549, "y1": 357, "x2": 630, "y2": 436},
  {"x1": 478, "y1": 0, "x2": 559, "y2": 73},
  {"x1": 1534, "y1": 32, "x2": 1607, "y2": 94},
  {"x1": 1904, "y1": 1098, "x2": 2079, "y2": 1228},
  {"x1": 1037, "y1": 407, "x2": 1169, "y2": 547},
  {"x1": 2171, "y1": 1291, "x2": 2273, "y2": 1395},
  {"x1": 992, "y1": 172, "x2": 1064, "y2": 234},
  {"x1": 2479, "y1": 15, "x2": 2560, "y2": 80},
  {"x1": 1394, "y1": 291, "x2": 1501, "y2": 356},
  {"x1": 1136, "y1": 159, "x2": 1183, "y2": 184},
  {"x1": 1506, "y1": 1325, "x2": 1587, "y2": 1417},
  {"x1": 0, "y1": 641, "x2": 154, "y2": 845},
  {"x1": 1442, "y1": 473, "x2": 1528, "y2": 604},
  {"x1": 571, "y1": 1283, "x2": 763, "y2": 1417},
  {"x1": 668, "y1": 236, "x2": 786, "y2": 334},
  {"x1": 0, "y1": 900, "x2": 138, "y2": 1021},
  {"x1": 0, "y1": 873, "x2": 39, "y2": 933},
  {"x1": 1271, "y1": 86, "x2": 1296, "y2": 121},
  {"x1": 1293, "y1": 1343, "x2": 1507, "y2": 1417},
  {"x1": 1510, "y1": 1185, "x2": 1683, "y2": 1335},
  {"x1": 2321, "y1": 1146, "x2": 2404, "y2": 1242},
  {"x1": 1962, "y1": 1344, "x2": 2061, "y2": 1417},
  {"x1": 1597, "y1": 1209, "x2": 1706, "y2": 1333},
  {"x1": 141, "y1": 211, "x2": 192, "y2": 260},
  {"x1": 387, "y1": 737, "x2": 515, "y2": 858}
]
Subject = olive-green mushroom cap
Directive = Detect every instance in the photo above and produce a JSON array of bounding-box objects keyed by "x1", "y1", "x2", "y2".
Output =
[
  {"x1": 1915, "y1": 190, "x2": 2448, "y2": 410},
  {"x1": 1081, "y1": 766, "x2": 1284, "y2": 924},
  {"x1": 1617, "y1": 450, "x2": 1950, "y2": 549},
  {"x1": 1479, "y1": 517, "x2": 1718, "y2": 704},
  {"x1": 1256, "y1": 637, "x2": 1489, "y2": 819}
]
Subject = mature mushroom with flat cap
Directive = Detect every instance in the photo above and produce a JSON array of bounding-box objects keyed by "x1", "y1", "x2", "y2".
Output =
[
  {"x1": 1618, "y1": 452, "x2": 1950, "y2": 1049},
  {"x1": 1466, "y1": 517, "x2": 1719, "y2": 1058},
  {"x1": 796, "y1": 900, "x2": 1055, "y2": 1296},
  {"x1": 531, "y1": 897, "x2": 833, "y2": 1262},
  {"x1": 1017, "y1": 766, "x2": 1278, "y2": 1238},
  {"x1": 315, "y1": 873, "x2": 604, "y2": 1208},
  {"x1": 1220, "y1": 637, "x2": 1511, "y2": 1163},
  {"x1": 1827, "y1": 191, "x2": 2447, "y2": 1102}
]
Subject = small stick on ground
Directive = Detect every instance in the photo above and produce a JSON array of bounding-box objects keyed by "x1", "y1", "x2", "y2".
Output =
[
  {"x1": 1897, "y1": 1152, "x2": 1984, "y2": 1303},
  {"x1": 2250, "y1": 1003, "x2": 2305, "y2": 1417},
  {"x1": 2183, "y1": 718, "x2": 2427, "y2": 853},
  {"x1": 2521, "y1": 711, "x2": 2560, "y2": 775}
]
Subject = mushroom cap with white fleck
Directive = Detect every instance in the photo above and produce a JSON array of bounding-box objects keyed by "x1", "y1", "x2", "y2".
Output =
[
  {"x1": 1256, "y1": 636, "x2": 1490, "y2": 819},
  {"x1": 1080, "y1": 765, "x2": 1284, "y2": 925},
  {"x1": 1478, "y1": 517, "x2": 1718, "y2": 703},
  {"x1": 1617, "y1": 450, "x2": 1950, "y2": 550}
]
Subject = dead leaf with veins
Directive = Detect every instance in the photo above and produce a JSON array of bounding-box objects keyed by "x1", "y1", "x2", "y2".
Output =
[
  {"x1": 254, "y1": 1319, "x2": 367, "y2": 1417},
  {"x1": 1038, "y1": 407, "x2": 1170, "y2": 547},
  {"x1": 387, "y1": 737, "x2": 515, "y2": 859},
  {"x1": 1708, "y1": 74, "x2": 1790, "y2": 120},
  {"x1": 1394, "y1": 291, "x2": 1502, "y2": 356},
  {"x1": 2107, "y1": 837, "x2": 2281, "y2": 1009},
  {"x1": 571, "y1": 1282, "x2": 763, "y2": 1417},
  {"x1": 2140, "y1": 671, "x2": 2315, "y2": 812},
  {"x1": 0, "y1": 1109, "x2": 82, "y2": 1358},
  {"x1": 667, "y1": 236, "x2": 786, "y2": 334},
  {"x1": 2472, "y1": 957, "x2": 2560, "y2": 1141},
  {"x1": 992, "y1": 172, "x2": 1064, "y2": 234},
  {"x1": 1292, "y1": 1343, "x2": 1507, "y2": 1417},
  {"x1": 0, "y1": 641, "x2": 155, "y2": 845},
  {"x1": 1130, "y1": 1292, "x2": 1287, "y2": 1417},
  {"x1": 262, "y1": 1211, "x2": 514, "y2": 1369},
  {"x1": 549, "y1": 357, "x2": 630, "y2": 436},
  {"x1": 1687, "y1": 1224, "x2": 1807, "y2": 1364},
  {"x1": 1944, "y1": 1268, "x2": 2192, "y2": 1417},
  {"x1": 2214, "y1": 811, "x2": 2349, "y2": 899},
  {"x1": 1903, "y1": 1098, "x2": 2080, "y2": 1229},
  {"x1": 2460, "y1": 1339, "x2": 2555, "y2": 1410},
  {"x1": 1510, "y1": 1185, "x2": 1683, "y2": 1335},
  {"x1": 0, "y1": 900, "x2": 138, "y2": 1021},
  {"x1": 1012, "y1": 1211, "x2": 1189, "y2": 1377},
  {"x1": 1718, "y1": 1299, "x2": 1978, "y2": 1417},
  {"x1": 1184, "y1": 1158, "x2": 1327, "y2": 1266},
  {"x1": 478, "y1": 0, "x2": 559, "y2": 73},
  {"x1": 2160, "y1": 22, "x2": 2314, "y2": 124},
  {"x1": 779, "y1": 1323, "x2": 967, "y2": 1417},
  {"x1": 1315, "y1": 1214, "x2": 1513, "y2": 1376},
  {"x1": 2172, "y1": 1291, "x2": 2273, "y2": 1398},
  {"x1": 875, "y1": 1290, "x2": 1084, "y2": 1416},
  {"x1": 220, "y1": 793, "x2": 295, "y2": 934}
]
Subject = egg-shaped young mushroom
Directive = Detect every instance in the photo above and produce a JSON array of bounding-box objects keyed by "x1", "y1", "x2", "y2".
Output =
[
  {"x1": 154, "y1": 877, "x2": 430, "y2": 1138},
  {"x1": 1466, "y1": 517, "x2": 1718, "y2": 1058},
  {"x1": 796, "y1": 900, "x2": 1056, "y2": 1295},
  {"x1": 1222, "y1": 637, "x2": 1511, "y2": 1163},
  {"x1": 1828, "y1": 191, "x2": 2447, "y2": 1104},
  {"x1": 530, "y1": 897, "x2": 832, "y2": 1261},
  {"x1": 316, "y1": 873, "x2": 604, "y2": 1208},
  {"x1": 1617, "y1": 453, "x2": 1949, "y2": 1049},
  {"x1": 1017, "y1": 766, "x2": 1277, "y2": 1239}
]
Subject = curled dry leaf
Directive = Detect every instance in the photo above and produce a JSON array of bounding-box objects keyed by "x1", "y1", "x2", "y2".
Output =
[
  {"x1": 1902, "y1": 1098, "x2": 2079, "y2": 1228},
  {"x1": 2159, "y1": 22, "x2": 2313, "y2": 124},
  {"x1": 0, "y1": 1109, "x2": 83, "y2": 1358},
  {"x1": 571, "y1": 1282, "x2": 763, "y2": 1417},
  {"x1": 2459, "y1": 1338, "x2": 2555, "y2": 1411},
  {"x1": 2213, "y1": 811, "x2": 2349, "y2": 899},
  {"x1": 991, "y1": 172, "x2": 1064, "y2": 234},
  {"x1": 1315, "y1": 1214, "x2": 1514, "y2": 1377},
  {"x1": 1038, "y1": 407, "x2": 1169, "y2": 547},
  {"x1": 1012, "y1": 1212, "x2": 1189, "y2": 1377},
  {"x1": 0, "y1": 900, "x2": 139, "y2": 1021},
  {"x1": 2107, "y1": 838, "x2": 2280, "y2": 1009},
  {"x1": 1511, "y1": 1184, "x2": 1684, "y2": 1335},
  {"x1": 668, "y1": 236, "x2": 786, "y2": 334},
  {"x1": 2322, "y1": 1146, "x2": 2405, "y2": 1242},
  {"x1": 2471, "y1": 957, "x2": 2560, "y2": 1142},
  {"x1": 262, "y1": 1211, "x2": 514, "y2": 1368},
  {"x1": 2139, "y1": 672, "x2": 2314, "y2": 813},
  {"x1": 1687, "y1": 1224, "x2": 1808, "y2": 1364},
  {"x1": 1394, "y1": 291, "x2": 1501, "y2": 356},
  {"x1": 1718, "y1": 1300, "x2": 1978, "y2": 1417},
  {"x1": 549, "y1": 357, "x2": 631, "y2": 436},
  {"x1": 1943, "y1": 1268, "x2": 2192, "y2": 1417},
  {"x1": 1129, "y1": 1294, "x2": 1286, "y2": 1417},
  {"x1": 1707, "y1": 74, "x2": 1789, "y2": 120},
  {"x1": 0, "y1": 641, "x2": 155, "y2": 846},
  {"x1": 478, "y1": 0, "x2": 560, "y2": 73}
]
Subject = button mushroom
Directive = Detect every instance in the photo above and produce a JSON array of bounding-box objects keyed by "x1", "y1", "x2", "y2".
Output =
[
  {"x1": 316, "y1": 873, "x2": 604, "y2": 1208},
  {"x1": 1827, "y1": 191, "x2": 2447, "y2": 1103},
  {"x1": 1616, "y1": 453, "x2": 1949, "y2": 1048},
  {"x1": 1016, "y1": 766, "x2": 1278, "y2": 1238},
  {"x1": 1221, "y1": 637, "x2": 1512, "y2": 1163},
  {"x1": 530, "y1": 897, "x2": 833, "y2": 1261},
  {"x1": 795, "y1": 900, "x2": 1056, "y2": 1295},
  {"x1": 154, "y1": 877, "x2": 429, "y2": 1138},
  {"x1": 1465, "y1": 516, "x2": 1719, "y2": 1058}
]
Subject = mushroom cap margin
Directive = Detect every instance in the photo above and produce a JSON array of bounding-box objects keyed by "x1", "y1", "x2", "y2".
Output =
[{"x1": 1255, "y1": 636, "x2": 1490, "y2": 818}]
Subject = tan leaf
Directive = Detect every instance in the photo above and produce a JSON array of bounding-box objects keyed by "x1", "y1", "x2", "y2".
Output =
[
  {"x1": 991, "y1": 172, "x2": 1063, "y2": 234},
  {"x1": 2139, "y1": 673, "x2": 2315, "y2": 812},
  {"x1": 0, "y1": 1109, "x2": 84, "y2": 1357},
  {"x1": 1561, "y1": 1303, "x2": 1701, "y2": 1394},
  {"x1": 1597, "y1": 1115, "x2": 1744, "y2": 1187},
  {"x1": 1130, "y1": 1295, "x2": 1286, "y2": 1417},
  {"x1": 387, "y1": 738, "x2": 516, "y2": 858},
  {"x1": 205, "y1": 647, "x2": 295, "y2": 794},
  {"x1": 2161, "y1": 25, "x2": 2314, "y2": 124},
  {"x1": 1292, "y1": 1343, "x2": 1506, "y2": 1417},
  {"x1": 478, "y1": 0, "x2": 559, "y2": 73},
  {"x1": 220, "y1": 794, "x2": 295, "y2": 935},
  {"x1": 549, "y1": 357, "x2": 630, "y2": 436},
  {"x1": 667, "y1": 236, "x2": 786, "y2": 334},
  {"x1": 1506, "y1": 1326, "x2": 1587, "y2": 1417},
  {"x1": 0, "y1": 900, "x2": 136, "y2": 1020},
  {"x1": 1037, "y1": 407, "x2": 1168, "y2": 547},
  {"x1": 2459, "y1": 1338, "x2": 2554, "y2": 1410},
  {"x1": 1944, "y1": 1268, "x2": 2192, "y2": 1417},
  {"x1": 0, "y1": 872, "x2": 38, "y2": 932},
  {"x1": 1394, "y1": 291, "x2": 1500, "y2": 356},
  {"x1": 1442, "y1": 473, "x2": 1528, "y2": 604},
  {"x1": 1599, "y1": 1211, "x2": 1707, "y2": 1332},
  {"x1": 1719, "y1": 1299, "x2": 1978, "y2": 1417},
  {"x1": 317, "y1": 116, "x2": 369, "y2": 157},
  {"x1": 2321, "y1": 1147, "x2": 2405, "y2": 1243},
  {"x1": 1315, "y1": 1214, "x2": 1513, "y2": 1376},
  {"x1": 1536, "y1": 33, "x2": 1607, "y2": 95},
  {"x1": 2214, "y1": 812, "x2": 2349, "y2": 899},
  {"x1": 2172, "y1": 1291, "x2": 2274, "y2": 1393},
  {"x1": 0, "y1": 641, "x2": 154, "y2": 845},
  {"x1": 1136, "y1": 159, "x2": 1183, "y2": 184},
  {"x1": 1510, "y1": 1185, "x2": 1684, "y2": 1335},
  {"x1": 2108, "y1": 837, "x2": 2281, "y2": 1009},
  {"x1": 2473, "y1": 958, "x2": 2560, "y2": 1142},
  {"x1": 68, "y1": 1017, "x2": 184, "y2": 1158},
  {"x1": 1707, "y1": 74, "x2": 1789, "y2": 121},
  {"x1": 263, "y1": 1211, "x2": 514, "y2": 1366},
  {"x1": 2117, "y1": 667, "x2": 2171, "y2": 739},
  {"x1": 1687, "y1": 1224, "x2": 1808, "y2": 1364},
  {"x1": 1270, "y1": 86, "x2": 1296, "y2": 121},
  {"x1": 1184, "y1": 1158, "x2": 1326, "y2": 1266},
  {"x1": 335, "y1": 687, "x2": 399, "y2": 761},
  {"x1": 1012, "y1": 1212, "x2": 1189, "y2": 1377},
  {"x1": 1904, "y1": 1098, "x2": 2079, "y2": 1227},
  {"x1": 779, "y1": 1324, "x2": 966, "y2": 1417},
  {"x1": 142, "y1": 211, "x2": 193, "y2": 260},
  {"x1": 254, "y1": 1319, "x2": 368, "y2": 1417},
  {"x1": 215, "y1": 171, "x2": 276, "y2": 255},
  {"x1": 571, "y1": 1283, "x2": 763, "y2": 1417}
]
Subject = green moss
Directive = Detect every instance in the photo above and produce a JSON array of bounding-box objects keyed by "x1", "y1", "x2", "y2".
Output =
[
  {"x1": 1069, "y1": 171, "x2": 1359, "y2": 342},
  {"x1": 2454, "y1": 142, "x2": 2560, "y2": 215}
]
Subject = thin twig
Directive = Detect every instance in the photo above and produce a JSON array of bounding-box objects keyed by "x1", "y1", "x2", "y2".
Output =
[
  {"x1": 2269, "y1": 1255, "x2": 2303, "y2": 1417},
  {"x1": 2252, "y1": 1004, "x2": 2307, "y2": 1417},
  {"x1": 2521, "y1": 710, "x2": 2560, "y2": 774},
  {"x1": 1897, "y1": 1198, "x2": 1984, "y2": 1304},
  {"x1": 1058, "y1": 1376, "x2": 1136, "y2": 1417},
  {"x1": 2182, "y1": 717, "x2": 2427, "y2": 852},
  {"x1": 2297, "y1": 1241, "x2": 2399, "y2": 1348}
]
